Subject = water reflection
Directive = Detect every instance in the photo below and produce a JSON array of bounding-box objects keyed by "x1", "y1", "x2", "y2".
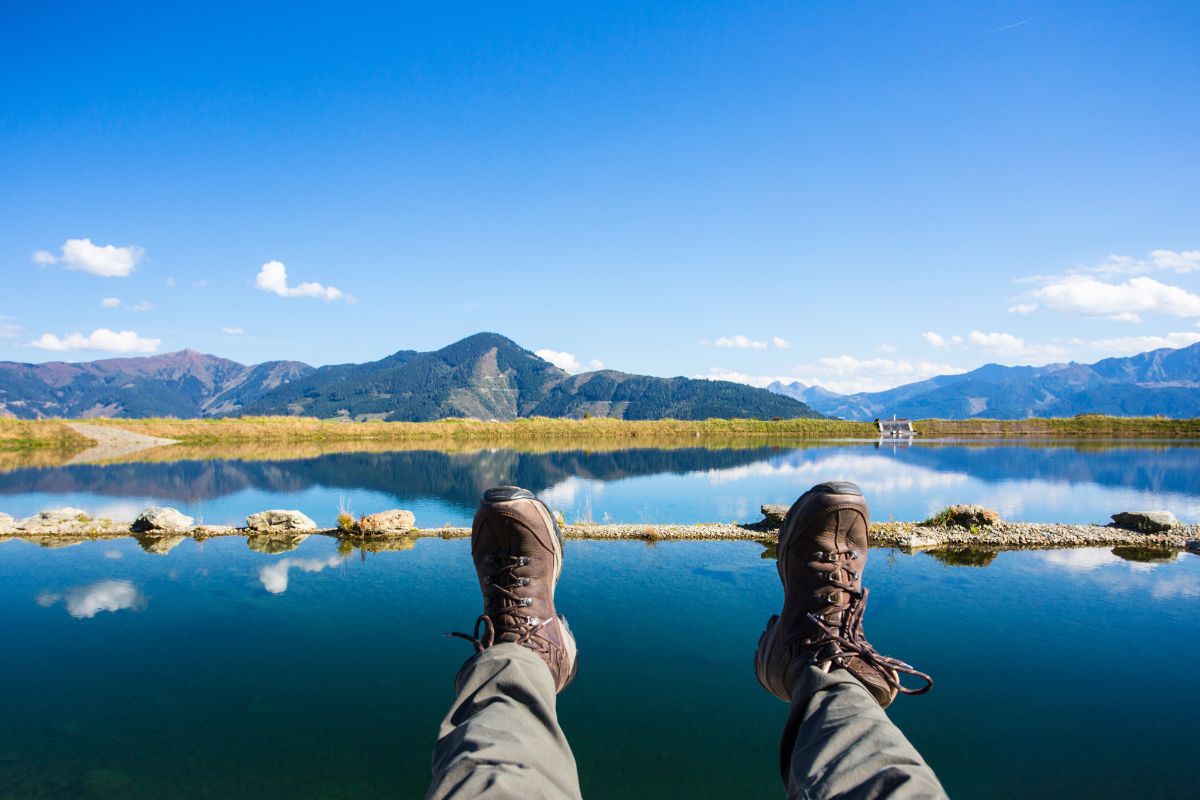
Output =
[
  {"x1": 37, "y1": 579, "x2": 147, "y2": 618},
  {"x1": 1, "y1": 441, "x2": 1199, "y2": 525},
  {"x1": 257, "y1": 554, "x2": 346, "y2": 594}
]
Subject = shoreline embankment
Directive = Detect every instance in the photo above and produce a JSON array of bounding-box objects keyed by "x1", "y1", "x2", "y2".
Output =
[{"x1": 4, "y1": 513, "x2": 1197, "y2": 554}]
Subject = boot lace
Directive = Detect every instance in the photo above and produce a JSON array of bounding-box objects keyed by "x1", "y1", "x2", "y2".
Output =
[
  {"x1": 449, "y1": 555, "x2": 554, "y2": 658},
  {"x1": 804, "y1": 548, "x2": 933, "y2": 696}
]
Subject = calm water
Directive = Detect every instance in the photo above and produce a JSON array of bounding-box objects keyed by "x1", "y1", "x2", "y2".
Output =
[
  {"x1": 1, "y1": 440, "x2": 1199, "y2": 526},
  {"x1": 0, "y1": 536, "x2": 1197, "y2": 799}
]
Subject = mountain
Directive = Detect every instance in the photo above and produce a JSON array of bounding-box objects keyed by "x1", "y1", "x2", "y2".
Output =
[
  {"x1": 771, "y1": 343, "x2": 1200, "y2": 420},
  {"x1": 767, "y1": 381, "x2": 845, "y2": 407},
  {"x1": 0, "y1": 333, "x2": 820, "y2": 421},
  {"x1": 0, "y1": 350, "x2": 313, "y2": 419},
  {"x1": 237, "y1": 333, "x2": 820, "y2": 421}
]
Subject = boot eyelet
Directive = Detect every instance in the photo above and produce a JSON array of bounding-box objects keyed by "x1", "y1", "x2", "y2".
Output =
[
  {"x1": 520, "y1": 577, "x2": 531, "y2": 586},
  {"x1": 520, "y1": 597, "x2": 533, "y2": 607}
]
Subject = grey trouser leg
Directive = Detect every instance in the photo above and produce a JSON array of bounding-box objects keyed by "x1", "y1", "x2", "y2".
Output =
[
  {"x1": 782, "y1": 665, "x2": 948, "y2": 800},
  {"x1": 427, "y1": 643, "x2": 582, "y2": 800}
]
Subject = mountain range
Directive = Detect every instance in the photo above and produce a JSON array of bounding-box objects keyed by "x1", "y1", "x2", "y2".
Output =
[
  {"x1": 0, "y1": 333, "x2": 818, "y2": 421},
  {"x1": 768, "y1": 342, "x2": 1200, "y2": 420}
]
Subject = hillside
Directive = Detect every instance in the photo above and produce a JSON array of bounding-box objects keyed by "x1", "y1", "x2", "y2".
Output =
[
  {"x1": 772, "y1": 343, "x2": 1200, "y2": 420},
  {"x1": 238, "y1": 333, "x2": 820, "y2": 421},
  {"x1": 0, "y1": 350, "x2": 312, "y2": 419},
  {"x1": 0, "y1": 333, "x2": 820, "y2": 422}
]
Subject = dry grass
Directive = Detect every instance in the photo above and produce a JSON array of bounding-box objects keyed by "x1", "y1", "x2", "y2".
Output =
[
  {"x1": 0, "y1": 419, "x2": 92, "y2": 452},
  {"x1": 68, "y1": 415, "x2": 880, "y2": 442},
  {"x1": 913, "y1": 415, "x2": 1200, "y2": 438}
]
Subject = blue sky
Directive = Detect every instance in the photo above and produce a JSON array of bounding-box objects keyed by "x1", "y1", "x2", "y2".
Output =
[{"x1": 3, "y1": 1, "x2": 1198, "y2": 393}]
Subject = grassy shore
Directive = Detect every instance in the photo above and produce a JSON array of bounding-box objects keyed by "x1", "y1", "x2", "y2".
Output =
[
  {"x1": 3, "y1": 414, "x2": 1200, "y2": 457},
  {"x1": 0, "y1": 419, "x2": 93, "y2": 452}
]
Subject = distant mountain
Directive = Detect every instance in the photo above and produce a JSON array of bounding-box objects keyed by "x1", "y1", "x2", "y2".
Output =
[
  {"x1": 0, "y1": 333, "x2": 820, "y2": 421},
  {"x1": 0, "y1": 350, "x2": 313, "y2": 419},
  {"x1": 237, "y1": 333, "x2": 820, "y2": 421},
  {"x1": 767, "y1": 381, "x2": 845, "y2": 407},
  {"x1": 769, "y1": 343, "x2": 1200, "y2": 420}
]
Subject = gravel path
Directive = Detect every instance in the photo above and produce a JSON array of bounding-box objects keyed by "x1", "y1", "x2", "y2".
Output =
[{"x1": 64, "y1": 423, "x2": 178, "y2": 464}]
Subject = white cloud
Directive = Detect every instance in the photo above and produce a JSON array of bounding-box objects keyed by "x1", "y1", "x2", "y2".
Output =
[
  {"x1": 772, "y1": 336, "x2": 791, "y2": 349},
  {"x1": 1148, "y1": 249, "x2": 1200, "y2": 273},
  {"x1": 192, "y1": 279, "x2": 208, "y2": 288},
  {"x1": 258, "y1": 555, "x2": 344, "y2": 594},
  {"x1": 33, "y1": 238, "x2": 145, "y2": 277},
  {"x1": 588, "y1": 359, "x2": 605, "y2": 370},
  {"x1": 1083, "y1": 331, "x2": 1200, "y2": 355},
  {"x1": 1008, "y1": 303, "x2": 1036, "y2": 315},
  {"x1": 711, "y1": 334, "x2": 767, "y2": 349},
  {"x1": 1083, "y1": 249, "x2": 1200, "y2": 277},
  {"x1": 254, "y1": 260, "x2": 346, "y2": 301},
  {"x1": 128, "y1": 301, "x2": 154, "y2": 312},
  {"x1": 922, "y1": 331, "x2": 963, "y2": 349},
  {"x1": 966, "y1": 330, "x2": 1067, "y2": 359},
  {"x1": 699, "y1": 356, "x2": 964, "y2": 395},
  {"x1": 30, "y1": 328, "x2": 161, "y2": 354},
  {"x1": 1029, "y1": 276, "x2": 1200, "y2": 322},
  {"x1": 876, "y1": 343, "x2": 898, "y2": 353},
  {"x1": 221, "y1": 326, "x2": 245, "y2": 335},
  {"x1": 101, "y1": 297, "x2": 121, "y2": 308},
  {"x1": 698, "y1": 369, "x2": 800, "y2": 388},
  {"x1": 0, "y1": 323, "x2": 22, "y2": 338},
  {"x1": 536, "y1": 349, "x2": 581, "y2": 372},
  {"x1": 37, "y1": 580, "x2": 147, "y2": 619}
]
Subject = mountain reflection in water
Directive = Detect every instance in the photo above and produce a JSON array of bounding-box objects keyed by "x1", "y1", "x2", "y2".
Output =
[{"x1": 0, "y1": 441, "x2": 1198, "y2": 525}]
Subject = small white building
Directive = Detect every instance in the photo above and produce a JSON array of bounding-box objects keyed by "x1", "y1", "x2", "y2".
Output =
[{"x1": 876, "y1": 416, "x2": 914, "y2": 437}]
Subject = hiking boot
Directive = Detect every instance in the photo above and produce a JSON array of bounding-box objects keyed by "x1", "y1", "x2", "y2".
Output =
[
  {"x1": 451, "y1": 486, "x2": 578, "y2": 692},
  {"x1": 755, "y1": 481, "x2": 932, "y2": 707}
]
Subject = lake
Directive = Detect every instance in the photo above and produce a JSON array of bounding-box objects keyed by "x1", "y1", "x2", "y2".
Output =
[
  {"x1": 0, "y1": 534, "x2": 1196, "y2": 798},
  {"x1": 2, "y1": 439, "x2": 1198, "y2": 798},
  {"x1": 1, "y1": 439, "x2": 1198, "y2": 527}
]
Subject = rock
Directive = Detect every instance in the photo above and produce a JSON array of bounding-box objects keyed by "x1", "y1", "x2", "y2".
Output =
[
  {"x1": 131, "y1": 506, "x2": 194, "y2": 532},
  {"x1": 898, "y1": 534, "x2": 940, "y2": 549},
  {"x1": 1185, "y1": 539, "x2": 1199, "y2": 554},
  {"x1": 1110, "y1": 511, "x2": 1179, "y2": 533},
  {"x1": 927, "y1": 505, "x2": 1000, "y2": 528},
  {"x1": 133, "y1": 533, "x2": 187, "y2": 555},
  {"x1": 246, "y1": 532, "x2": 309, "y2": 554},
  {"x1": 356, "y1": 509, "x2": 416, "y2": 534},
  {"x1": 245, "y1": 509, "x2": 317, "y2": 532},
  {"x1": 760, "y1": 505, "x2": 789, "y2": 527},
  {"x1": 15, "y1": 508, "x2": 91, "y2": 531},
  {"x1": 0, "y1": 512, "x2": 13, "y2": 533}
]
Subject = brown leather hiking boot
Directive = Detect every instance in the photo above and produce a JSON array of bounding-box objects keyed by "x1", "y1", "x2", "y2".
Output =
[
  {"x1": 452, "y1": 486, "x2": 578, "y2": 692},
  {"x1": 755, "y1": 481, "x2": 932, "y2": 708}
]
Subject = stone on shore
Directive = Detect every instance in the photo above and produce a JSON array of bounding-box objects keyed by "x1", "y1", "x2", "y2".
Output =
[
  {"x1": 246, "y1": 510, "x2": 317, "y2": 532},
  {"x1": 356, "y1": 509, "x2": 416, "y2": 534},
  {"x1": 16, "y1": 508, "x2": 92, "y2": 531},
  {"x1": 0, "y1": 512, "x2": 13, "y2": 533},
  {"x1": 926, "y1": 505, "x2": 1000, "y2": 528},
  {"x1": 760, "y1": 504, "x2": 789, "y2": 527},
  {"x1": 1185, "y1": 539, "x2": 1199, "y2": 554},
  {"x1": 898, "y1": 533, "x2": 940, "y2": 549},
  {"x1": 1111, "y1": 511, "x2": 1178, "y2": 533},
  {"x1": 131, "y1": 507, "x2": 194, "y2": 533}
]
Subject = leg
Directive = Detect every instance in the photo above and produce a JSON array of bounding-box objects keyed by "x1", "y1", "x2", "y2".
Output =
[
  {"x1": 781, "y1": 665, "x2": 946, "y2": 799},
  {"x1": 428, "y1": 486, "x2": 581, "y2": 799},
  {"x1": 756, "y1": 482, "x2": 944, "y2": 799},
  {"x1": 427, "y1": 643, "x2": 582, "y2": 800}
]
